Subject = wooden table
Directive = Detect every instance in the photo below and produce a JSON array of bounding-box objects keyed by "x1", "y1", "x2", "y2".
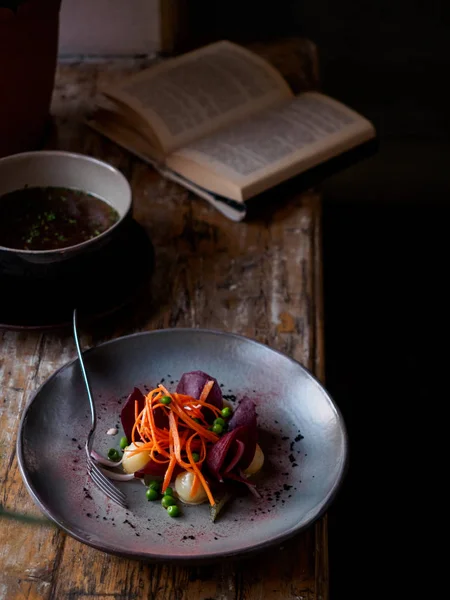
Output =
[{"x1": 0, "y1": 50, "x2": 328, "y2": 600}]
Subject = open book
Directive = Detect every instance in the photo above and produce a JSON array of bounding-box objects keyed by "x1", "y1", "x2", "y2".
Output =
[{"x1": 88, "y1": 40, "x2": 376, "y2": 221}]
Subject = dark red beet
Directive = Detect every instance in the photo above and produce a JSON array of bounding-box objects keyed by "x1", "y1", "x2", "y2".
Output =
[
  {"x1": 227, "y1": 397, "x2": 258, "y2": 469},
  {"x1": 232, "y1": 423, "x2": 257, "y2": 470},
  {"x1": 120, "y1": 387, "x2": 145, "y2": 441},
  {"x1": 205, "y1": 424, "x2": 257, "y2": 481},
  {"x1": 224, "y1": 439, "x2": 245, "y2": 474},
  {"x1": 228, "y1": 396, "x2": 257, "y2": 431},
  {"x1": 120, "y1": 386, "x2": 169, "y2": 441},
  {"x1": 206, "y1": 426, "x2": 242, "y2": 481},
  {"x1": 134, "y1": 461, "x2": 183, "y2": 479},
  {"x1": 176, "y1": 370, "x2": 223, "y2": 409}
]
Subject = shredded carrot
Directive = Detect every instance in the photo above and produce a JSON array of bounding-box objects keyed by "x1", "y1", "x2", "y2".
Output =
[
  {"x1": 170, "y1": 402, "x2": 219, "y2": 443},
  {"x1": 146, "y1": 395, "x2": 169, "y2": 457},
  {"x1": 169, "y1": 411, "x2": 192, "y2": 469},
  {"x1": 162, "y1": 454, "x2": 177, "y2": 493},
  {"x1": 186, "y1": 434, "x2": 215, "y2": 506},
  {"x1": 174, "y1": 393, "x2": 222, "y2": 415},
  {"x1": 199, "y1": 380, "x2": 215, "y2": 403},
  {"x1": 125, "y1": 382, "x2": 223, "y2": 503},
  {"x1": 158, "y1": 383, "x2": 173, "y2": 397},
  {"x1": 149, "y1": 449, "x2": 170, "y2": 464},
  {"x1": 190, "y1": 474, "x2": 200, "y2": 499}
]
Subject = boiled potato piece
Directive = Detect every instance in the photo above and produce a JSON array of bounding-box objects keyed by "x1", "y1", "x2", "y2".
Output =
[
  {"x1": 243, "y1": 443, "x2": 264, "y2": 476},
  {"x1": 122, "y1": 441, "x2": 151, "y2": 474},
  {"x1": 175, "y1": 471, "x2": 208, "y2": 505}
]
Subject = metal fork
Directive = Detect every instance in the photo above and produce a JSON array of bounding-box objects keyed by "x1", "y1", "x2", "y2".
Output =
[{"x1": 72, "y1": 309, "x2": 128, "y2": 509}]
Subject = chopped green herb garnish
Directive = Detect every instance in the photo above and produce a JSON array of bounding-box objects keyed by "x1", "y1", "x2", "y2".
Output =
[{"x1": 0, "y1": 186, "x2": 120, "y2": 251}]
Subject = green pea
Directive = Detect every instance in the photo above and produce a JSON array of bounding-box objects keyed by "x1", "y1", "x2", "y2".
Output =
[
  {"x1": 119, "y1": 436, "x2": 128, "y2": 450},
  {"x1": 146, "y1": 488, "x2": 159, "y2": 501},
  {"x1": 191, "y1": 452, "x2": 200, "y2": 463},
  {"x1": 167, "y1": 505, "x2": 180, "y2": 518},
  {"x1": 164, "y1": 487, "x2": 174, "y2": 496},
  {"x1": 107, "y1": 448, "x2": 120, "y2": 461},
  {"x1": 148, "y1": 480, "x2": 160, "y2": 491},
  {"x1": 212, "y1": 423, "x2": 223, "y2": 435},
  {"x1": 221, "y1": 406, "x2": 232, "y2": 418},
  {"x1": 213, "y1": 417, "x2": 226, "y2": 427},
  {"x1": 160, "y1": 395, "x2": 172, "y2": 405},
  {"x1": 161, "y1": 495, "x2": 176, "y2": 508}
]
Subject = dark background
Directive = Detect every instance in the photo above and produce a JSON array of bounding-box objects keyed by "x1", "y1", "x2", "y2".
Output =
[{"x1": 181, "y1": 2, "x2": 448, "y2": 596}]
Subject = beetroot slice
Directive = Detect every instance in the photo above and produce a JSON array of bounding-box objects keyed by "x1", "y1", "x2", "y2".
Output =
[
  {"x1": 232, "y1": 422, "x2": 257, "y2": 470},
  {"x1": 227, "y1": 397, "x2": 258, "y2": 469},
  {"x1": 223, "y1": 439, "x2": 245, "y2": 474},
  {"x1": 228, "y1": 396, "x2": 257, "y2": 431},
  {"x1": 205, "y1": 426, "x2": 242, "y2": 481},
  {"x1": 120, "y1": 387, "x2": 145, "y2": 441},
  {"x1": 176, "y1": 370, "x2": 223, "y2": 409},
  {"x1": 134, "y1": 461, "x2": 183, "y2": 479},
  {"x1": 205, "y1": 424, "x2": 257, "y2": 481}
]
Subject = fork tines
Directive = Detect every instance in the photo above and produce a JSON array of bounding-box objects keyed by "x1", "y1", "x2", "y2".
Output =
[{"x1": 87, "y1": 460, "x2": 128, "y2": 508}]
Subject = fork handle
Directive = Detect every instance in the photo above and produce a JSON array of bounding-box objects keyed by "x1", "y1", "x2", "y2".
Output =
[{"x1": 73, "y1": 309, "x2": 97, "y2": 430}]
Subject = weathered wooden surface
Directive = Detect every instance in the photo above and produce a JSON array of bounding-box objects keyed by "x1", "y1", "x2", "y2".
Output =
[{"x1": 0, "y1": 56, "x2": 326, "y2": 600}]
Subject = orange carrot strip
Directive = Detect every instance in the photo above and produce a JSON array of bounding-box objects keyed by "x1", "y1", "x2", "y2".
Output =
[
  {"x1": 150, "y1": 449, "x2": 170, "y2": 465},
  {"x1": 170, "y1": 402, "x2": 219, "y2": 443},
  {"x1": 190, "y1": 474, "x2": 200, "y2": 499},
  {"x1": 126, "y1": 440, "x2": 153, "y2": 452},
  {"x1": 158, "y1": 384, "x2": 173, "y2": 398},
  {"x1": 182, "y1": 399, "x2": 222, "y2": 415},
  {"x1": 162, "y1": 453, "x2": 177, "y2": 493},
  {"x1": 168, "y1": 411, "x2": 192, "y2": 469},
  {"x1": 146, "y1": 395, "x2": 169, "y2": 458},
  {"x1": 152, "y1": 403, "x2": 170, "y2": 411},
  {"x1": 131, "y1": 419, "x2": 141, "y2": 444},
  {"x1": 186, "y1": 434, "x2": 215, "y2": 506},
  {"x1": 199, "y1": 380, "x2": 215, "y2": 403},
  {"x1": 174, "y1": 393, "x2": 223, "y2": 417},
  {"x1": 145, "y1": 387, "x2": 163, "y2": 398}
]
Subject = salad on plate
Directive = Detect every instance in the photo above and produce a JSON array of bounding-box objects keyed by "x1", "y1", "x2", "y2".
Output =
[{"x1": 94, "y1": 370, "x2": 265, "y2": 520}]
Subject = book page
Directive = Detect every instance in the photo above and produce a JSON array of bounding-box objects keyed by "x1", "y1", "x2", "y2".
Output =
[
  {"x1": 166, "y1": 92, "x2": 376, "y2": 201},
  {"x1": 102, "y1": 40, "x2": 293, "y2": 155}
]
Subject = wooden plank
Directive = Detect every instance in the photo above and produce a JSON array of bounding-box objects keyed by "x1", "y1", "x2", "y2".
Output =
[
  {"x1": 0, "y1": 332, "x2": 73, "y2": 599},
  {"x1": 0, "y1": 49, "x2": 326, "y2": 600}
]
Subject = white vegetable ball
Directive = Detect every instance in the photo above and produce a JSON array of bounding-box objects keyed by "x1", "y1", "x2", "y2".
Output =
[
  {"x1": 175, "y1": 471, "x2": 208, "y2": 505},
  {"x1": 122, "y1": 442, "x2": 151, "y2": 474},
  {"x1": 243, "y1": 443, "x2": 264, "y2": 476}
]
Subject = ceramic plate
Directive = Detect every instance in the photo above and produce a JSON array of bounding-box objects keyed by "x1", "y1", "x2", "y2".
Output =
[{"x1": 17, "y1": 329, "x2": 348, "y2": 563}]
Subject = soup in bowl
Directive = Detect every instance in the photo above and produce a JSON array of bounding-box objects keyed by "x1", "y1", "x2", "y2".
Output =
[{"x1": 0, "y1": 151, "x2": 132, "y2": 267}]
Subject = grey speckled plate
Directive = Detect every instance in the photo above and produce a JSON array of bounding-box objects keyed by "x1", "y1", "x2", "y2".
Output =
[{"x1": 17, "y1": 328, "x2": 348, "y2": 563}]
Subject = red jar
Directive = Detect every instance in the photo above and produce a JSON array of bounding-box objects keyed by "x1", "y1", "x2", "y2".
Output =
[{"x1": 0, "y1": 0, "x2": 61, "y2": 157}]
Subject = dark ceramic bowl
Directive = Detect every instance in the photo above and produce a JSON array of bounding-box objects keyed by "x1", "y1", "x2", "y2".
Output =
[{"x1": 0, "y1": 151, "x2": 132, "y2": 278}]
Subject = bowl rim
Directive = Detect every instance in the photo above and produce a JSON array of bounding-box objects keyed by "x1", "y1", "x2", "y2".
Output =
[{"x1": 0, "y1": 150, "x2": 132, "y2": 256}]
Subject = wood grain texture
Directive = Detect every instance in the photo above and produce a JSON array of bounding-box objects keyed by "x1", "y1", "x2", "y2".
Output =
[{"x1": 0, "y1": 44, "x2": 326, "y2": 600}]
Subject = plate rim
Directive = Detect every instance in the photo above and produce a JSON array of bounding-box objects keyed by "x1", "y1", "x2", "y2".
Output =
[{"x1": 16, "y1": 327, "x2": 349, "y2": 563}]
